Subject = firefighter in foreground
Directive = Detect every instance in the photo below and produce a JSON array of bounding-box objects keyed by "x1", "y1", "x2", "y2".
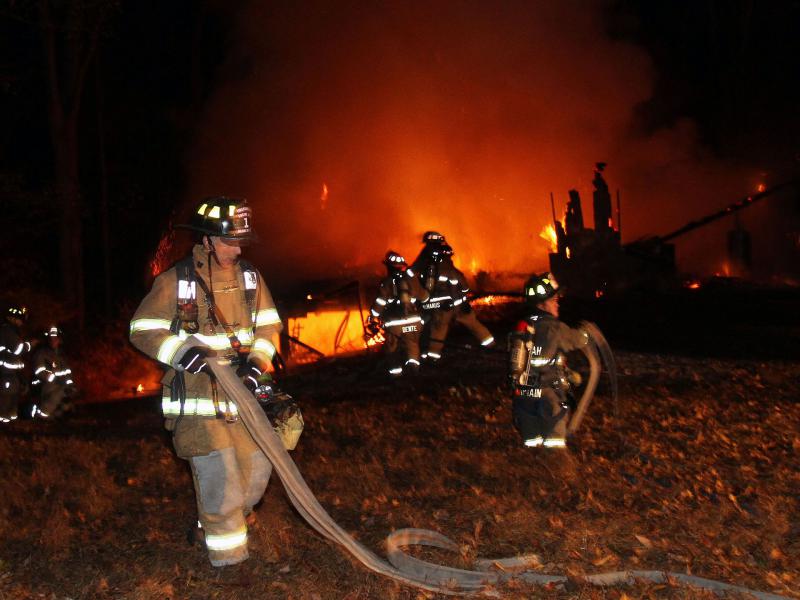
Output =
[
  {"x1": 0, "y1": 305, "x2": 31, "y2": 423},
  {"x1": 130, "y1": 197, "x2": 294, "y2": 567},
  {"x1": 367, "y1": 250, "x2": 428, "y2": 377},
  {"x1": 421, "y1": 244, "x2": 495, "y2": 362},
  {"x1": 30, "y1": 325, "x2": 75, "y2": 418},
  {"x1": 508, "y1": 273, "x2": 590, "y2": 448}
]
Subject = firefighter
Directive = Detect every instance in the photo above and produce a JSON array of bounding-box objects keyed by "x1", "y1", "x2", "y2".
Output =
[
  {"x1": 508, "y1": 273, "x2": 589, "y2": 449},
  {"x1": 30, "y1": 325, "x2": 76, "y2": 419},
  {"x1": 409, "y1": 230, "x2": 447, "y2": 275},
  {"x1": 423, "y1": 245, "x2": 495, "y2": 362},
  {"x1": 367, "y1": 251, "x2": 428, "y2": 377},
  {"x1": 130, "y1": 197, "x2": 286, "y2": 567},
  {"x1": 0, "y1": 305, "x2": 31, "y2": 423}
]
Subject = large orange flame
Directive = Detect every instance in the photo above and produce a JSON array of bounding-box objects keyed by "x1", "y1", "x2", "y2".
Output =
[{"x1": 539, "y1": 224, "x2": 558, "y2": 253}]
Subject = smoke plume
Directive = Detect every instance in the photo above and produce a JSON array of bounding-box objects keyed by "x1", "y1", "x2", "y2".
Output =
[{"x1": 188, "y1": 0, "x2": 768, "y2": 287}]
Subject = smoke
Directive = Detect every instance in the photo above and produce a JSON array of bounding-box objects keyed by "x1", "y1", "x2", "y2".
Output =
[{"x1": 188, "y1": 0, "x2": 765, "y2": 287}]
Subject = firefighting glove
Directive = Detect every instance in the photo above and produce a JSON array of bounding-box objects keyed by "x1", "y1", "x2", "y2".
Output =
[
  {"x1": 178, "y1": 346, "x2": 216, "y2": 374},
  {"x1": 237, "y1": 363, "x2": 263, "y2": 393}
]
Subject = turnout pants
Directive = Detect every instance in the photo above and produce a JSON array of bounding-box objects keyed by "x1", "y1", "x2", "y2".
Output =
[
  {"x1": 384, "y1": 324, "x2": 421, "y2": 375},
  {"x1": 173, "y1": 417, "x2": 272, "y2": 566},
  {"x1": 512, "y1": 387, "x2": 569, "y2": 446},
  {"x1": 426, "y1": 308, "x2": 494, "y2": 359},
  {"x1": 0, "y1": 375, "x2": 21, "y2": 422}
]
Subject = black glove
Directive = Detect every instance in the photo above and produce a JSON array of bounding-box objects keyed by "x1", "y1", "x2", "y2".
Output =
[{"x1": 178, "y1": 346, "x2": 216, "y2": 374}]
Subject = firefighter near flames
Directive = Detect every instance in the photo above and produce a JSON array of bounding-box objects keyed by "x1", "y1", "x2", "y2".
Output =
[
  {"x1": 129, "y1": 197, "x2": 302, "y2": 567},
  {"x1": 509, "y1": 272, "x2": 618, "y2": 450}
]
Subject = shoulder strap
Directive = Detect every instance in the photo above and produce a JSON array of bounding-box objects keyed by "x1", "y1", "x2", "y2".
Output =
[
  {"x1": 171, "y1": 255, "x2": 198, "y2": 335},
  {"x1": 238, "y1": 258, "x2": 258, "y2": 312}
]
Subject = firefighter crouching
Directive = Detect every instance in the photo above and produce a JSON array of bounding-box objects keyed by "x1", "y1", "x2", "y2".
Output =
[
  {"x1": 509, "y1": 273, "x2": 588, "y2": 449},
  {"x1": 30, "y1": 325, "x2": 76, "y2": 418},
  {"x1": 367, "y1": 251, "x2": 428, "y2": 377},
  {"x1": 0, "y1": 305, "x2": 32, "y2": 423},
  {"x1": 421, "y1": 243, "x2": 495, "y2": 362},
  {"x1": 130, "y1": 197, "x2": 299, "y2": 567}
]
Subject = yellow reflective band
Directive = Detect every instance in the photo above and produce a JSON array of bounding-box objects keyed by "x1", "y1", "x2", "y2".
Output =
[
  {"x1": 156, "y1": 336, "x2": 184, "y2": 365},
  {"x1": 252, "y1": 307, "x2": 280, "y2": 326},
  {"x1": 205, "y1": 527, "x2": 247, "y2": 551},
  {"x1": 228, "y1": 204, "x2": 236, "y2": 217},
  {"x1": 161, "y1": 397, "x2": 238, "y2": 417},
  {"x1": 197, "y1": 203, "x2": 208, "y2": 215},
  {"x1": 130, "y1": 318, "x2": 173, "y2": 334},
  {"x1": 208, "y1": 206, "x2": 220, "y2": 219},
  {"x1": 253, "y1": 338, "x2": 276, "y2": 358},
  {"x1": 191, "y1": 329, "x2": 254, "y2": 350}
]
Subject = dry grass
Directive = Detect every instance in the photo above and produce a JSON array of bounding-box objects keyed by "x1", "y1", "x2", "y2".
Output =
[{"x1": 1, "y1": 334, "x2": 798, "y2": 598}]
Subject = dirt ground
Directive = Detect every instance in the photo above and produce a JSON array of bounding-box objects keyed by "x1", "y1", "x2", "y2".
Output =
[{"x1": 1, "y1": 300, "x2": 799, "y2": 599}]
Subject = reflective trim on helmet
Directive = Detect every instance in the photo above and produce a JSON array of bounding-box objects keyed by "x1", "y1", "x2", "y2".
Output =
[
  {"x1": 161, "y1": 397, "x2": 239, "y2": 417},
  {"x1": 384, "y1": 316, "x2": 422, "y2": 327},
  {"x1": 197, "y1": 203, "x2": 208, "y2": 215},
  {"x1": 208, "y1": 206, "x2": 221, "y2": 219},
  {"x1": 252, "y1": 308, "x2": 280, "y2": 326},
  {"x1": 253, "y1": 338, "x2": 276, "y2": 359},
  {"x1": 156, "y1": 335, "x2": 184, "y2": 365},
  {"x1": 130, "y1": 318, "x2": 173, "y2": 334},
  {"x1": 205, "y1": 527, "x2": 247, "y2": 552}
]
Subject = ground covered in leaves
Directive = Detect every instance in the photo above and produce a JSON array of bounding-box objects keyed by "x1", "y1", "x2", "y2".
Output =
[{"x1": 1, "y1": 298, "x2": 799, "y2": 599}]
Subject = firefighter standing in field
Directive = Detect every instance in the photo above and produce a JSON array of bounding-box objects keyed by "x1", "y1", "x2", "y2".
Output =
[
  {"x1": 508, "y1": 273, "x2": 589, "y2": 449},
  {"x1": 367, "y1": 251, "x2": 428, "y2": 377},
  {"x1": 130, "y1": 197, "x2": 286, "y2": 567},
  {"x1": 422, "y1": 244, "x2": 495, "y2": 362},
  {"x1": 0, "y1": 305, "x2": 31, "y2": 423},
  {"x1": 30, "y1": 325, "x2": 76, "y2": 418}
]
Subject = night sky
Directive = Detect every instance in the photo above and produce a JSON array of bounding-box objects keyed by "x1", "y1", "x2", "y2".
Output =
[{"x1": 1, "y1": 0, "x2": 799, "y2": 318}]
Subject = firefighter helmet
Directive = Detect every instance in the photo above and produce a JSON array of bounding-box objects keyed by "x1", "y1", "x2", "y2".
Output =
[
  {"x1": 44, "y1": 325, "x2": 62, "y2": 338},
  {"x1": 7, "y1": 305, "x2": 28, "y2": 323},
  {"x1": 177, "y1": 197, "x2": 257, "y2": 244},
  {"x1": 524, "y1": 272, "x2": 561, "y2": 302},
  {"x1": 421, "y1": 231, "x2": 446, "y2": 245},
  {"x1": 383, "y1": 250, "x2": 407, "y2": 270}
]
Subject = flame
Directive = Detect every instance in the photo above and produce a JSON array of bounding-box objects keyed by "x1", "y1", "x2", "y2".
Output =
[
  {"x1": 136, "y1": 384, "x2": 144, "y2": 393},
  {"x1": 539, "y1": 224, "x2": 558, "y2": 252},
  {"x1": 365, "y1": 330, "x2": 385, "y2": 347},
  {"x1": 685, "y1": 281, "x2": 701, "y2": 289},
  {"x1": 469, "y1": 258, "x2": 480, "y2": 275},
  {"x1": 286, "y1": 308, "x2": 366, "y2": 361},
  {"x1": 715, "y1": 262, "x2": 731, "y2": 277},
  {"x1": 756, "y1": 183, "x2": 766, "y2": 193},
  {"x1": 321, "y1": 183, "x2": 329, "y2": 210},
  {"x1": 150, "y1": 229, "x2": 175, "y2": 277},
  {"x1": 471, "y1": 294, "x2": 518, "y2": 306}
]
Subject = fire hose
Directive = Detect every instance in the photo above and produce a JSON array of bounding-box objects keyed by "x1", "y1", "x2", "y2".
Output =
[{"x1": 206, "y1": 358, "x2": 789, "y2": 598}]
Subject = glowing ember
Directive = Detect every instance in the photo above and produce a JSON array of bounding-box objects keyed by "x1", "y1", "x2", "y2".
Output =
[
  {"x1": 539, "y1": 224, "x2": 558, "y2": 252},
  {"x1": 756, "y1": 183, "x2": 766, "y2": 193},
  {"x1": 684, "y1": 280, "x2": 701, "y2": 289},
  {"x1": 321, "y1": 183, "x2": 329, "y2": 210},
  {"x1": 150, "y1": 229, "x2": 175, "y2": 277}
]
